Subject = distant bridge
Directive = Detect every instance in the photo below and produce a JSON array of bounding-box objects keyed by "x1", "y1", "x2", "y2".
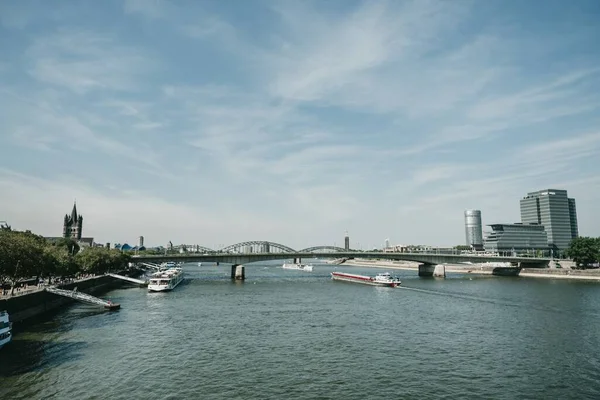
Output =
[
  {"x1": 132, "y1": 251, "x2": 551, "y2": 269},
  {"x1": 171, "y1": 241, "x2": 352, "y2": 254}
]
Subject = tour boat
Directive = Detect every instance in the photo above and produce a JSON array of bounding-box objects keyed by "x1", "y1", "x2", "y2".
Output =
[
  {"x1": 148, "y1": 267, "x2": 184, "y2": 292},
  {"x1": 282, "y1": 263, "x2": 314, "y2": 272},
  {"x1": 330, "y1": 271, "x2": 401, "y2": 287},
  {"x1": 0, "y1": 310, "x2": 12, "y2": 349}
]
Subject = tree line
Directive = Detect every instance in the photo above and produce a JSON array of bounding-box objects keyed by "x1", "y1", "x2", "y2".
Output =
[
  {"x1": 566, "y1": 237, "x2": 600, "y2": 268},
  {"x1": 0, "y1": 227, "x2": 130, "y2": 295}
]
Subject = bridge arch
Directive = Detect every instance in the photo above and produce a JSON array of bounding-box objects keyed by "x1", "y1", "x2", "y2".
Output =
[
  {"x1": 220, "y1": 241, "x2": 296, "y2": 253},
  {"x1": 298, "y1": 246, "x2": 348, "y2": 253}
]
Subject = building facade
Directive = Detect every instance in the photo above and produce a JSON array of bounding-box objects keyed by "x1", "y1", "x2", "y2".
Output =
[
  {"x1": 520, "y1": 189, "x2": 578, "y2": 250},
  {"x1": 464, "y1": 210, "x2": 483, "y2": 249},
  {"x1": 344, "y1": 231, "x2": 350, "y2": 250},
  {"x1": 63, "y1": 202, "x2": 83, "y2": 240},
  {"x1": 484, "y1": 223, "x2": 548, "y2": 253}
]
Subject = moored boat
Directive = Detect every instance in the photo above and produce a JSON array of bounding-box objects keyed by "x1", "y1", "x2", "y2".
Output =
[
  {"x1": 148, "y1": 267, "x2": 184, "y2": 292},
  {"x1": 0, "y1": 310, "x2": 12, "y2": 349},
  {"x1": 282, "y1": 263, "x2": 314, "y2": 272},
  {"x1": 331, "y1": 271, "x2": 401, "y2": 287}
]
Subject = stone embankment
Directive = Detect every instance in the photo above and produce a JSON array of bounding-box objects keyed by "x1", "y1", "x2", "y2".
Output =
[
  {"x1": 0, "y1": 269, "x2": 144, "y2": 327},
  {"x1": 520, "y1": 268, "x2": 600, "y2": 281},
  {"x1": 343, "y1": 259, "x2": 600, "y2": 281}
]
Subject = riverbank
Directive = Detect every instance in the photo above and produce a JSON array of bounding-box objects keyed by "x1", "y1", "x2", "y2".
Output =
[
  {"x1": 343, "y1": 259, "x2": 600, "y2": 281},
  {"x1": 0, "y1": 269, "x2": 144, "y2": 327}
]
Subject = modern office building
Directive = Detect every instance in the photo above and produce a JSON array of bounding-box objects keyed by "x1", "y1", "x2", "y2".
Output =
[
  {"x1": 483, "y1": 223, "x2": 548, "y2": 253},
  {"x1": 464, "y1": 210, "x2": 483, "y2": 249},
  {"x1": 344, "y1": 231, "x2": 350, "y2": 250},
  {"x1": 520, "y1": 189, "x2": 578, "y2": 250},
  {"x1": 138, "y1": 236, "x2": 144, "y2": 247}
]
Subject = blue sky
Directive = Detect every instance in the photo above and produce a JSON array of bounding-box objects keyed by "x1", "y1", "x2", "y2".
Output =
[{"x1": 1, "y1": 0, "x2": 599, "y2": 249}]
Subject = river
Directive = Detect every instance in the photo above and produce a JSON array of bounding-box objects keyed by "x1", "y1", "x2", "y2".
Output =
[{"x1": 1, "y1": 261, "x2": 600, "y2": 399}]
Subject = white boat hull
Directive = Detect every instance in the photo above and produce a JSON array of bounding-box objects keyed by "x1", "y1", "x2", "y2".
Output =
[
  {"x1": 282, "y1": 263, "x2": 313, "y2": 272},
  {"x1": 0, "y1": 336, "x2": 11, "y2": 349},
  {"x1": 148, "y1": 268, "x2": 185, "y2": 292},
  {"x1": 0, "y1": 311, "x2": 12, "y2": 349}
]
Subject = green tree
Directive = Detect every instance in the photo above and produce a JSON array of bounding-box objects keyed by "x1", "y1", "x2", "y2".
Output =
[
  {"x1": 454, "y1": 245, "x2": 472, "y2": 251},
  {"x1": 52, "y1": 237, "x2": 81, "y2": 256},
  {"x1": 566, "y1": 237, "x2": 600, "y2": 268},
  {"x1": 75, "y1": 247, "x2": 131, "y2": 274},
  {"x1": 0, "y1": 230, "x2": 49, "y2": 294}
]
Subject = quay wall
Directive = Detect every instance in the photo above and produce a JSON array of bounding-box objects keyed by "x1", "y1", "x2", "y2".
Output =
[
  {"x1": 0, "y1": 269, "x2": 143, "y2": 327},
  {"x1": 520, "y1": 268, "x2": 600, "y2": 280}
]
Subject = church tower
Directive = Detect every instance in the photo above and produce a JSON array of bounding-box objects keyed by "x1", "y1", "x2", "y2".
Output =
[{"x1": 63, "y1": 202, "x2": 83, "y2": 240}]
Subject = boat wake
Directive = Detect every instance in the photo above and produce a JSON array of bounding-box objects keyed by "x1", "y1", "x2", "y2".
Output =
[
  {"x1": 396, "y1": 285, "x2": 588, "y2": 315},
  {"x1": 396, "y1": 285, "x2": 527, "y2": 309}
]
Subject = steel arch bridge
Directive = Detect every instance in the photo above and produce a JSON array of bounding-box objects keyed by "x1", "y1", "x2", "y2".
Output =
[
  {"x1": 298, "y1": 246, "x2": 348, "y2": 252},
  {"x1": 220, "y1": 241, "x2": 296, "y2": 253}
]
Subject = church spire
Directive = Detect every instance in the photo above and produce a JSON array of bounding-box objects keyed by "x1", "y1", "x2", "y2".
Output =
[{"x1": 71, "y1": 201, "x2": 78, "y2": 222}]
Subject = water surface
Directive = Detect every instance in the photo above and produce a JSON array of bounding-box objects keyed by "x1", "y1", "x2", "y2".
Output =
[{"x1": 1, "y1": 261, "x2": 599, "y2": 399}]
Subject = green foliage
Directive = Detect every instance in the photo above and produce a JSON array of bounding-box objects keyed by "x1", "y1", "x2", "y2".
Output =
[
  {"x1": 454, "y1": 245, "x2": 472, "y2": 251},
  {"x1": 75, "y1": 247, "x2": 131, "y2": 274},
  {"x1": 51, "y1": 237, "x2": 81, "y2": 256},
  {"x1": 0, "y1": 229, "x2": 131, "y2": 288},
  {"x1": 566, "y1": 237, "x2": 600, "y2": 268}
]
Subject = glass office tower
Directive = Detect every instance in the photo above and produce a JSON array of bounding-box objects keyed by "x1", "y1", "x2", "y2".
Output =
[
  {"x1": 464, "y1": 210, "x2": 483, "y2": 249},
  {"x1": 520, "y1": 189, "x2": 578, "y2": 250}
]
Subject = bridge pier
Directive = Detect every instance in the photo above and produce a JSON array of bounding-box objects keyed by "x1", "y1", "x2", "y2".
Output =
[
  {"x1": 433, "y1": 264, "x2": 446, "y2": 278},
  {"x1": 231, "y1": 264, "x2": 245, "y2": 280},
  {"x1": 418, "y1": 263, "x2": 435, "y2": 277}
]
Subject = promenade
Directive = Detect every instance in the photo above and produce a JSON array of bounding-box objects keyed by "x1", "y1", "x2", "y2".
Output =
[{"x1": 0, "y1": 274, "x2": 99, "y2": 299}]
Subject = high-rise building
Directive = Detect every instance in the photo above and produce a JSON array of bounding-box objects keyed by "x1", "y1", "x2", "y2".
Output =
[
  {"x1": 63, "y1": 202, "x2": 83, "y2": 240},
  {"x1": 138, "y1": 236, "x2": 144, "y2": 247},
  {"x1": 520, "y1": 189, "x2": 578, "y2": 250},
  {"x1": 344, "y1": 231, "x2": 349, "y2": 250},
  {"x1": 385, "y1": 238, "x2": 390, "y2": 249},
  {"x1": 464, "y1": 210, "x2": 483, "y2": 249}
]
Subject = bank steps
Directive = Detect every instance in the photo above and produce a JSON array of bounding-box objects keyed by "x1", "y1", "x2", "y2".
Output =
[
  {"x1": 107, "y1": 273, "x2": 148, "y2": 287},
  {"x1": 45, "y1": 286, "x2": 120, "y2": 310}
]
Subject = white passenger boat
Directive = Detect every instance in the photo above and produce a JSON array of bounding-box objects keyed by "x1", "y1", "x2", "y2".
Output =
[
  {"x1": 282, "y1": 263, "x2": 314, "y2": 272},
  {"x1": 0, "y1": 310, "x2": 12, "y2": 349},
  {"x1": 148, "y1": 267, "x2": 184, "y2": 292},
  {"x1": 331, "y1": 271, "x2": 401, "y2": 287}
]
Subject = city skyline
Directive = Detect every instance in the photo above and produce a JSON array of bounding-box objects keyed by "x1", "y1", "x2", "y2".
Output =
[{"x1": 1, "y1": 0, "x2": 600, "y2": 247}]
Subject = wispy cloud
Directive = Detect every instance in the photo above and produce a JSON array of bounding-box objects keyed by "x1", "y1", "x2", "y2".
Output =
[
  {"x1": 26, "y1": 29, "x2": 157, "y2": 93},
  {"x1": 123, "y1": 0, "x2": 165, "y2": 20},
  {"x1": 0, "y1": 0, "x2": 599, "y2": 247}
]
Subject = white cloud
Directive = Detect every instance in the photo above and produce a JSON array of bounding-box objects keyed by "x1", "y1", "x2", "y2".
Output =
[
  {"x1": 26, "y1": 29, "x2": 156, "y2": 93},
  {"x1": 123, "y1": 0, "x2": 165, "y2": 20},
  {"x1": 1, "y1": 0, "x2": 599, "y2": 249}
]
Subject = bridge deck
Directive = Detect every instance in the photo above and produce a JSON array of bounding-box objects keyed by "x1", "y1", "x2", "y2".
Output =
[{"x1": 132, "y1": 251, "x2": 551, "y2": 268}]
